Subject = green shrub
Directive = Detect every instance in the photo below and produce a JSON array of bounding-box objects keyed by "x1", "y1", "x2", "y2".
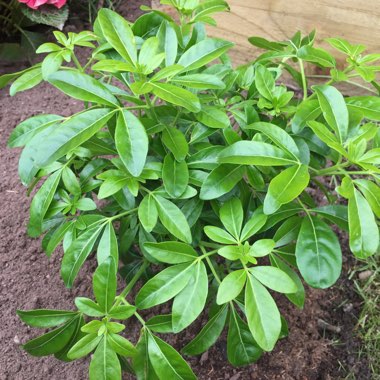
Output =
[{"x1": 2, "y1": 0, "x2": 380, "y2": 378}]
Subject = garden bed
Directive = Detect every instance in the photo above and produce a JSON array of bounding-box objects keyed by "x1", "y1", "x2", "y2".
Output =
[
  {"x1": 0, "y1": 2, "x2": 372, "y2": 379},
  {"x1": 0, "y1": 56, "x2": 370, "y2": 380}
]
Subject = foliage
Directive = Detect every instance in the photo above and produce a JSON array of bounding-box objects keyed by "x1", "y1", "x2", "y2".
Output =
[{"x1": 2, "y1": 0, "x2": 380, "y2": 378}]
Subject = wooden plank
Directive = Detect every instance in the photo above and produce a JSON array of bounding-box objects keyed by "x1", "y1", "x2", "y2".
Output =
[
  {"x1": 152, "y1": 0, "x2": 380, "y2": 66},
  {"x1": 208, "y1": 0, "x2": 380, "y2": 65}
]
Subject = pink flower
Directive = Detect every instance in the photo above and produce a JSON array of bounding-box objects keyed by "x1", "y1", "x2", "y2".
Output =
[{"x1": 18, "y1": 0, "x2": 66, "y2": 10}]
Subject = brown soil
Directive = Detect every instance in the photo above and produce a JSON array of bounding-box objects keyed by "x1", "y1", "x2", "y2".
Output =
[{"x1": 0, "y1": 3, "x2": 371, "y2": 380}]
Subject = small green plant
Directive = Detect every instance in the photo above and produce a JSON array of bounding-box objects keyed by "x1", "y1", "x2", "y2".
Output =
[{"x1": 2, "y1": 0, "x2": 380, "y2": 378}]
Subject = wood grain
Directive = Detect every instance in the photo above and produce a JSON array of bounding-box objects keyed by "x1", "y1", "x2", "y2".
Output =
[{"x1": 152, "y1": 0, "x2": 380, "y2": 66}]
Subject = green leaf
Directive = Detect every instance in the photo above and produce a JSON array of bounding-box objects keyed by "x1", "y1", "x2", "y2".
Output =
[
  {"x1": 227, "y1": 307, "x2": 262, "y2": 366},
  {"x1": 313, "y1": 85, "x2": 348, "y2": 142},
  {"x1": 218, "y1": 141, "x2": 297, "y2": 166},
  {"x1": 296, "y1": 216, "x2": 342, "y2": 288},
  {"x1": 346, "y1": 96, "x2": 380, "y2": 120},
  {"x1": 143, "y1": 242, "x2": 198, "y2": 264},
  {"x1": 217, "y1": 269, "x2": 246, "y2": 304},
  {"x1": 307, "y1": 120, "x2": 347, "y2": 156},
  {"x1": 172, "y1": 261, "x2": 208, "y2": 332},
  {"x1": 182, "y1": 304, "x2": 228, "y2": 355},
  {"x1": 139, "y1": 37, "x2": 165, "y2": 74},
  {"x1": 255, "y1": 65, "x2": 275, "y2": 100},
  {"x1": 249, "y1": 239, "x2": 275, "y2": 257},
  {"x1": 245, "y1": 122, "x2": 300, "y2": 160},
  {"x1": 67, "y1": 333, "x2": 102, "y2": 360},
  {"x1": 250, "y1": 266, "x2": 297, "y2": 293},
  {"x1": 355, "y1": 179, "x2": 380, "y2": 218},
  {"x1": 89, "y1": 337, "x2": 121, "y2": 380},
  {"x1": 270, "y1": 255, "x2": 305, "y2": 308},
  {"x1": 27, "y1": 170, "x2": 62, "y2": 237},
  {"x1": 136, "y1": 263, "x2": 194, "y2": 309},
  {"x1": 108, "y1": 305, "x2": 136, "y2": 320},
  {"x1": 291, "y1": 99, "x2": 321, "y2": 133},
  {"x1": 196, "y1": 106, "x2": 230, "y2": 129},
  {"x1": 153, "y1": 195, "x2": 192, "y2": 243},
  {"x1": 147, "y1": 332, "x2": 196, "y2": 380},
  {"x1": 348, "y1": 188, "x2": 379, "y2": 258},
  {"x1": 146, "y1": 315, "x2": 173, "y2": 333},
  {"x1": 298, "y1": 46, "x2": 336, "y2": 67},
  {"x1": 150, "y1": 82, "x2": 201, "y2": 112},
  {"x1": 97, "y1": 223, "x2": 119, "y2": 266},
  {"x1": 75, "y1": 297, "x2": 105, "y2": 317},
  {"x1": 204, "y1": 226, "x2": 237, "y2": 244},
  {"x1": 248, "y1": 36, "x2": 286, "y2": 51},
  {"x1": 19, "y1": 109, "x2": 114, "y2": 185},
  {"x1": 138, "y1": 195, "x2": 158, "y2": 233},
  {"x1": 162, "y1": 126, "x2": 189, "y2": 162},
  {"x1": 264, "y1": 165, "x2": 310, "y2": 214},
  {"x1": 158, "y1": 21, "x2": 178, "y2": 67},
  {"x1": 10, "y1": 67, "x2": 42, "y2": 96},
  {"x1": 23, "y1": 316, "x2": 79, "y2": 357},
  {"x1": 163, "y1": 154, "x2": 189, "y2": 198},
  {"x1": 98, "y1": 8, "x2": 137, "y2": 66},
  {"x1": 17, "y1": 309, "x2": 78, "y2": 328},
  {"x1": 93, "y1": 257, "x2": 117, "y2": 313},
  {"x1": 240, "y1": 209, "x2": 267, "y2": 241},
  {"x1": 115, "y1": 109, "x2": 149, "y2": 177},
  {"x1": 200, "y1": 164, "x2": 245, "y2": 200},
  {"x1": 41, "y1": 52, "x2": 64, "y2": 80},
  {"x1": 133, "y1": 331, "x2": 158, "y2": 380},
  {"x1": 245, "y1": 274, "x2": 281, "y2": 351},
  {"x1": 171, "y1": 74, "x2": 225, "y2": 89},
  {"x1": 220, "y1": 198, "x2": 243, "y2": 240},
  {"x1": 61, "y1": 225, "x2": 105, "y2": 288},
  {"x1": 178, "y1": 38, "x2": 233, "y2": 71},
  {"x1": 8, "y1": 114, "x2": 63, "y2": 148},
  {"x1": 107, "y1": 333, "x2": 136, "y2": 357},
  {"x1": 48, "y1": 71, "x2": 118, "y2": 107}
]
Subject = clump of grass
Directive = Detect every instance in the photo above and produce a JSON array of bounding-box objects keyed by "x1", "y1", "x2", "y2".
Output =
[{"x1": 352, "y1": 257, "x2": 380, "y2": 378}]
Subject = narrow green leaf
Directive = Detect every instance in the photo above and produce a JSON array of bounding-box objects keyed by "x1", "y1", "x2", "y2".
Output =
[
  {"x1": 178, "y1": 38, "x2": 233, "y2": 71},
  {"x1": 250, "y1": 266, "x2": 297, "y2": 293},
  {"x1": 17, "y1": 309, "x2": 77, "y2": 328},
  {"x1": 147, "y1": 332, "x2": 196, "y2": 380},
  {"x1": 28, "y1": 170, "x2": 62, "y2": 237},
  {"x1": 227, "y1": 307, "x2": 262, "y2": 366},
  {"x1": 151, "y1": 82, "x2": 201, "y2": 112},
  {"x1": 245, "y1": 274, "x2": 281, "y2": 351},
  {"x1": 138, "y1": 195, "x2": 158, "y2": 233},
  {"x1": 98, "y1": 8, "x2": 137, "y2": 65},
  {"x1": 218, "y1": 141, "x2": 297, "y2": 166},
  {"x1": 172, "y1": 261, "x2": 208, "y2": 332},
  {"x1": 89, "y1": 337, "x2": 121, "y2": 380},
  {"x1": 163, "y1": 154, "x2": 189, "y2": 198},
  {"x1": 313, "y1": 85, "x2": 348, "y2": 142},
  {"x1": 143, "y1": 242, "x2": 198, "y2": 264},
  {"x1": 93, "y1": 257, "x2": 117, "y2": 313},
  {"x1": 48, "y1": 71, "x2": 118, "y2": 106},
  {"x1": 217, "y1": 269, "x2": 246, "y2": 304},
  {"x1": 136, "y1": 263, "x2": 194, "y2": 309},
  {"x1": 68, "y1": 333, "x2": 102, "y2": 359},
  {"x1": 153, "y1": 195, "x2": 192, "y2": 243},
  {"x1": 200, "y1": 164, "x2": 245, "y2": 200},
  {"x1": 220, "y1": 198, "x2": 243, "y2": 240},
  {"x1": 182, "y1": 305, "x2": 228, "y2": 356},
  {"x1": 264, "y1": 165, "x2": 309, "y2": 214}
]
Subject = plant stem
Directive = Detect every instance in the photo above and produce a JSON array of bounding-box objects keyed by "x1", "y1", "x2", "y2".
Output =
[
  {"x1": 71, "y1": 53, "x2": 83, "y2": 71},
  {"x1": 298, "y1": 59, "x2": 308, "y2": 101},
  {"x1": 108, "y1": 208, "x2": 138, "y2": 222},
  {"x1": 115, "y1": 260, "x2": 149, "y2": 306},
  {"x1": 134, "y1": 312, "x2": 146, "y2": 326},
  {"x1": 201, "y1": 247, "x2": 222, "y2": 284}
]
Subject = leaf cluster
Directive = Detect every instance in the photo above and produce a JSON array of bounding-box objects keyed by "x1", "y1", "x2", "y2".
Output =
[{"x1": 3, "y1": 0, "x2": 380, "y2": 378}]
